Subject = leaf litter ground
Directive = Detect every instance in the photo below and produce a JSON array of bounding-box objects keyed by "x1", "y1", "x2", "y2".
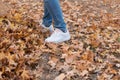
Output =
[{"x1": 0, "y1": 0, "x2": 120, "y2": 80}]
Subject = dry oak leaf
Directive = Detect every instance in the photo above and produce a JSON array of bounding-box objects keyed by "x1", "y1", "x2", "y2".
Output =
[
  {"x1": 76, "y1": 61, "x2": 88, "y2": 71},
  {"x1": 0, "y1": 52, "x2": 6, "y2": 60},
  {"x1": 81, "y1": 50, "x2": 95, "y2": 62},
  {"x1": 80, "y1": 70, "x2": 88, "y2": 76},
  {"x1": 6, "y1": 52, "x2": 17, "y2": 65},
  {"x1": 21, "y1": 69, "x2": 30, "y2": 80},
  {"x1": 48, "y1": 57, "x2": 59, "y2": 68},
  {"x1": 54, "y1": 73, "x2": 66, "y2": 80},
  {"x1": 65, "y1": 54, "x2": 76, "y2": 64},
  {"x1": 91, "y1": 39, "x2": 101, "y2": 48},
  {"x1": 0, "y1": 1, "x2": 11, "y2": 17},
  {"x1": 13, "y1": 13, "x2": 23, "y2": 22},
  {"x1": 61, "y1": 44, "x2": 69, "y2": 53}
]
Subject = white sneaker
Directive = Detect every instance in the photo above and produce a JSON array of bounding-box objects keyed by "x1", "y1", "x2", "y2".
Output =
[
  {"x1": 45, "y1": 28, "x2": 70, "y2": 43},
  {"x1": 40, "y1": 21, "x2": 54, "y2": 32},
  {"x1": 41, "y1": 24, "x2": 54, "y2": 32}
]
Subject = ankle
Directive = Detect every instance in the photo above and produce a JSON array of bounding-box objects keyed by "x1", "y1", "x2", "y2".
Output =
[{"x1": 60, "y1": 29, "x2": 67, "y2": 33}]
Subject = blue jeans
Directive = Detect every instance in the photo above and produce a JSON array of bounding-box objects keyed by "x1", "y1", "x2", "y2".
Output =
[{"x1": 43, "y1": 0, "x2": 67, "y2": 32}]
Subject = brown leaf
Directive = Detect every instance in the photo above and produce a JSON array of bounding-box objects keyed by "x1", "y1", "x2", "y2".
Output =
[{"x1": 81, "y1": 50, "x2": 95, "y2": 62}]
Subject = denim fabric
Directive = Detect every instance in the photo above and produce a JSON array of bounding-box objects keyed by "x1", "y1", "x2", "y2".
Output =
[{"x1": 43, "y1": 0, "x2": 67, "y2": 32}]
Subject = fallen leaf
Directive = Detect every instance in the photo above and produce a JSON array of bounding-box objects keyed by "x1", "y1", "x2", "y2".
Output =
[{"x1": 54, "y1": 73, "x2": 66, "y2": 80}]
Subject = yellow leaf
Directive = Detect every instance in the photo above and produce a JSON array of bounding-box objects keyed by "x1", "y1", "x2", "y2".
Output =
[
  {"x1": 6, "y1": 52, "x2": 16, "y2": 65},
  {"x1": 21, "y1": 69, "x2": 30, "y2": 79},
  {"x1": 13, "y1": 13, "x2": 22, "y2": 22}
]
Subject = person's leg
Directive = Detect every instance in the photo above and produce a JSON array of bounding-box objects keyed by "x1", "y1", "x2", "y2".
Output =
[
  {"x1": 44, "y1": 0, "x2": 67, "y2": 32},
  {"x1": 43, "y1": 0, "x2": 70, "y2": 43},
  {"x1": 42, "y1": 0, "x2": 52, "y2": 27}
]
